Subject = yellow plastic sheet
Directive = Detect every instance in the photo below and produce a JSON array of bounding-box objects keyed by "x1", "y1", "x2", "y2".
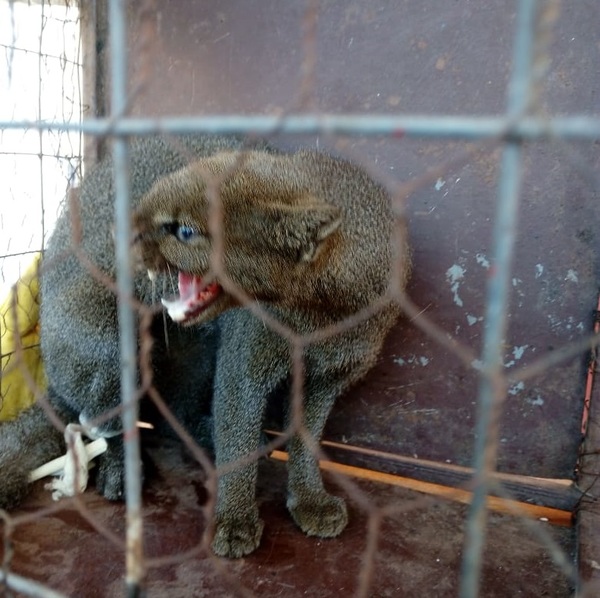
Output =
[{"x1": 0, "y1": 254, "x2": 47, "y2": 421}]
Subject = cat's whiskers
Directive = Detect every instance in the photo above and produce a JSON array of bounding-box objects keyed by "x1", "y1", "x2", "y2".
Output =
[{"x1": 162, "y1": 266, "x2": 172, "y2": 352}]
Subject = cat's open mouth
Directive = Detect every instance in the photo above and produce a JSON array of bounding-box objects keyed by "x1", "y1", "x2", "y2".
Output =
[{"x1": 160, "y1": 271, "x2": 223, "y2": 323}]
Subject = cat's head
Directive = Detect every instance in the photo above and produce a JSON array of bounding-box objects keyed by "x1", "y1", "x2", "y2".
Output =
[{"x1": 132, "y1": 151, "x2": 341, "y2": 326}]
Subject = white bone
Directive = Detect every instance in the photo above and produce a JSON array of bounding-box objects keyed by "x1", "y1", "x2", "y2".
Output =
[
  {"x1": 28, "y1": 435, "x2": 108, "y2": 483},
  {"x1": 28, "y1": 421, "x2": 153, "y2": 500}
]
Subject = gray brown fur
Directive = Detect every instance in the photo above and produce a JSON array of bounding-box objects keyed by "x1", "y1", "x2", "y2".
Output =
[
  {"x1": 0, "y1": 137, "x2": 410, "y2": 560},
  {"x1": 0, "y1": 136, "x2": 240, "y2": 509},
  {"x1": 133, "y1": 149, "x2": 410, "y2": 557}
]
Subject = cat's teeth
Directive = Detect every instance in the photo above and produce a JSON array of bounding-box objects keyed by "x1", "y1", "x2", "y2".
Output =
[
  {"x1": 161, "y1": 297, "x2": 188, "y2": 322},
  {"x1": 147, "y1": 269, "x2": 157, "y2": 281}
]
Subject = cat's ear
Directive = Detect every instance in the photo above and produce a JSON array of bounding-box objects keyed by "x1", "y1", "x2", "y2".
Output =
[{"x1": 263, "y1": 202, "x2": 342, "y2": 263}]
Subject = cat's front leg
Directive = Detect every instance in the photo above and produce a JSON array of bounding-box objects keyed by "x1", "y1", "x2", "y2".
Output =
[
  {"x1": 285, "y1": 373, "x2": 349, "y2": 539},
  {"x1": 211, "y1": 382, "x2": 266, "y2": 558},
  {"x1": 210, "y1": 311, "x2": 286, "y2": 558},
  {"x1": 285, "y1": 326, "x2": 383, "y2": 540}
]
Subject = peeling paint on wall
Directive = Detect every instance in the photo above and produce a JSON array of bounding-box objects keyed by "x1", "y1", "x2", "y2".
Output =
[
  {"x1": 467, "y1": 314, "x2": 483, "y2": 326},
  {"x1": 526, "y1": 395, "x2": 545, "y2": 406},
  {"x1": 508, "y1": 381, "x2": 525, "y2": 395},
  {"x1": 547, "y1": 314, "x2": 585, "y2": 334},
  {"x1": 565, "y1": 269, "x2": 579, "y2": 283},
  {"x1": 535, "y1": 264, "x2": 544, "y2": 278},
  {"x1": 446, "y1": 264, "x2": 466, "y2": 307},
  {"x1": 504, "y1": 345, "x2": 529, "y2": 368},
  {"x1": 475, "y1": 253, "x2": 490, "y2": 269},
  {"x1": 394, "y1": 355, "x2": 432, "y2": 367}
]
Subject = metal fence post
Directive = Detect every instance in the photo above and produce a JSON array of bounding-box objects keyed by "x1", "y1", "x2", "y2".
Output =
[
  {"x1": 108, "y1": 0, "x2": 145, "y2": 595},
  {"x1": 459, "y1": 1, "x2": 538, "y2": 596}
]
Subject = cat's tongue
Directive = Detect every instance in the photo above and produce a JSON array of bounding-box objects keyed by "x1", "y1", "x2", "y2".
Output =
[{"x1": 161, "y1": 272, "x2": 221, "y2": 322}]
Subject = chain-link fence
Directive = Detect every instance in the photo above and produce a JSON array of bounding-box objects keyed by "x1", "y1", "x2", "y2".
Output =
[{"x1": 1, "y1": 0, "x2": 600, "y2": 596}]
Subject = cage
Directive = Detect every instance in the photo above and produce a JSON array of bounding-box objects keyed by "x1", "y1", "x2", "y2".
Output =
[{"x1": 1, "y1": 0, "x2": 599, "y2": 596}]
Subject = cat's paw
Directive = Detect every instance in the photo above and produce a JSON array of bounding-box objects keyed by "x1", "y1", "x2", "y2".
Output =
[
  {"x1": 95, "y1": 452, "x2": 125, "y2": 501},
  {"x1": 212, "y1": 511, "x2": 264, "y2": 558},
  {"x1": 287, "y1": 491, "x2": 348, "y2": 538}
]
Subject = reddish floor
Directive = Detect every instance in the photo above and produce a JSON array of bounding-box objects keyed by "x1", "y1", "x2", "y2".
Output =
[{"x1": 1, "y1": 445, "x2": 576, "y2": 597}]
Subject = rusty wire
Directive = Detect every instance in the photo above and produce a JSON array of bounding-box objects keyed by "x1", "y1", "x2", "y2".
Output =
[{"x1": 1, "y1": 0, "x2": 599, "y2": 597}]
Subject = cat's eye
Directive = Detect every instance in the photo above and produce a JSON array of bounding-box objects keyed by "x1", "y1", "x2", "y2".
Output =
[
  {"x1": 158, "y1": 221, "x2": 202, "y2": 244},
  {"x1": 175, "y1": 224, "x2": 199, "y2": 243}
]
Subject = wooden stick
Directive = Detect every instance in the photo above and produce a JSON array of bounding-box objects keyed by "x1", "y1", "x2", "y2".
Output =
[
  {"x1": 270, "y1": 449, "x2": 573, "y2": 527},
  {"x1": 264, "y1": 430, "x2": 581, "y2": 511}
]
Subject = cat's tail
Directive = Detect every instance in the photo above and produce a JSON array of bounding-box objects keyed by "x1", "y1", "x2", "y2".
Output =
[{"x1": 0, "y1": 402, "x2": 68, "y2": 510}]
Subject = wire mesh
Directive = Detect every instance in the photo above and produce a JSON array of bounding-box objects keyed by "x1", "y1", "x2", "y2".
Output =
[{"x1": 1, "y1": 0, "x2": 599, "y2": 596}]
